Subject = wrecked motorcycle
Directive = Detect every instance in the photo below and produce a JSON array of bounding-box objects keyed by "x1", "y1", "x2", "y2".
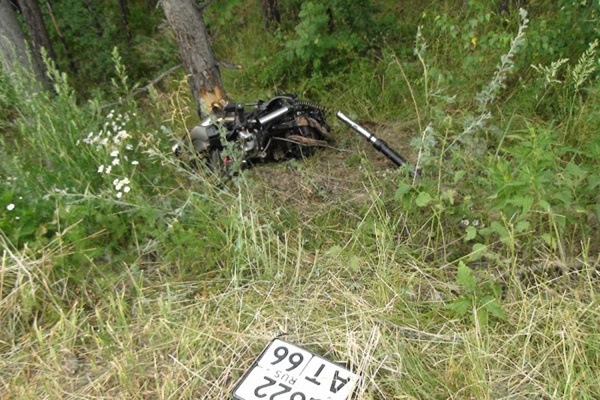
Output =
[
  {"x1": 174, "y1": 94, "x2": 331, "y2": 173},
  {"x1": 174, "y1": 93, "x2": 418, "y2": 177}
]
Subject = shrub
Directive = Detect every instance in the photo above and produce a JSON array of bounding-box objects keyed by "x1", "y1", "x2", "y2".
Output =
[{"x1": 281, "y1": 0, "x2": 396, "y2": 78}]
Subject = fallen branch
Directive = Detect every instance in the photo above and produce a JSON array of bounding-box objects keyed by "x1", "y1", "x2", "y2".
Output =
[
  {"x1": 100, "y1": 60, "x2": 242, "y2": 109},
  {"x1": 131, "y1": 63, "x2": 183, "y2": 96},
  {"x1": 132, "y1": 59, "x2": 241, "y2": 97},
  {"x1": 217, "y1": 60, "x2": 243, "y2": 70},
  {"x1": 99, "y1": 64, "x2": 182, "y2": 109}
]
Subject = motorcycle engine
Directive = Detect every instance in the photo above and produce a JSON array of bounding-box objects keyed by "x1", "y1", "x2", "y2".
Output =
[{"x1": 238, "y1": 128, "x2": 260, "y2": 159}]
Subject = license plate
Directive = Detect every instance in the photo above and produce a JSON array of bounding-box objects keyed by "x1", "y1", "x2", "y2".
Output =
[{"x1": 232, "y1": 339, "x2": 358, "y2": 400}]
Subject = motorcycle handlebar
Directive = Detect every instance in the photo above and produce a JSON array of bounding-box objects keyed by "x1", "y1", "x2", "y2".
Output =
[{"x1": 336, "y1": 111, "x2": 419, "y2": 177}]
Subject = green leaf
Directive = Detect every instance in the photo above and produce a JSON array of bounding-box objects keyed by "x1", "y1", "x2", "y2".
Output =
[
  {"x1": 456, "y1": 261, "x2": 477, "y2": 293},
  {"x1": 508, "y1": 195, "x2": 534, "y2": 216},
  {"x1": 415, "y1": 192, "x2": 433, "y2": 207},
  {"x1": 469, "y1": 243, "x2": 487, "y2": 261},
  {"x1": 541, "y1": 233, "x2": 556, "y2": 248},
  {"x1": 538, "y1": 199, "x2": 551, "y2": 211},
  {"x1": 446, "y1": 297, "x2": 471, "y2": 317},
  {"x1": 395, "y1": 183, "x2": 412, "y2": 199},
  {"x1": 481, "y1": 295, "x2": 506, "y2": 321},
  {"x1": 475, "y1": 307, "x2": 490, "y2": 327},
  {"x1": 441, "y1": 189, "x2": 456, "y2": 205},
  {"x1": 465, "y1": 225, "x2": 477, "y2": 241},
  {"x1": 552, "y1": 190, "x2": 572, "y2": 208},
  {"x1": 490, "y1": 221, "x2": 509, "y2": 239},
  {"x1": 564, "y1": 162, "x2": 587, "y2": 179},
  {"x1": 454, "y1": 170, "x2": 466, "y2": 183},
  {"x1": 587, "y1": 173, "x2": 600, "y2": 191},
  {"x1": 515, "y1": 220, "x2": 530, "y2": 233},
  {"x1": 327, "y1": 245, "x2": 343, "y2": 256}
]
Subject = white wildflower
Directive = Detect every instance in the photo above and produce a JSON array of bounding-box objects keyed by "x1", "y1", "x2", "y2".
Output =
[
  {"x1": 98, "y1": 165, "x2": 105, "y2": 173},
  {"x1": 111, "y1": 158, "x2": 120, "y2": 166},
  {"x1": 116, "y1": 192, "x2": 122, "y2": 198},
  {"x1": 6, "y1": 203, "x2": 15, "y2": 211},
  {"x1": 110, "y1": 150, "x2": 119, "y2": 157},
  {"x1": 123, "y1": 186, "x2": 130, "y2": 193},
  {"x1": 131, "y1": 160, "x2": 139, "y2": 165},
  {"x1": 106, "y1": 166, "x2": 112, "y2": 174}
]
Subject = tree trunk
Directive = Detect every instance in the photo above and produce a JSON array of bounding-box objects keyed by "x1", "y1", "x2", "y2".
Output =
[
  {"x1": 260, "y1": 0, "x2": 280, "y2": 29},
  {"x1": 17, "y1": 0, "x2": 56, "y2": 62},
  {"x1": 118, "y1": 0, "x2": 131, "y2": 42},
  {"x1": 0, "y1": 0, "x2": 48, "y2": 91},
  {"x1": 161, "y1": 0, "x2": 226, "y2": 117}
]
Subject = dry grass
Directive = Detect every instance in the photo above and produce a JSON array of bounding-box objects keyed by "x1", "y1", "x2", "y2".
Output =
[{"x1": 2, "y1": 221, "x2": 599, "y2": 399}]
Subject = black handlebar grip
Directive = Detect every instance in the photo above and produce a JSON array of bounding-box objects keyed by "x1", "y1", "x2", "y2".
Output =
[
  {"x1": 376, "y1": 139, "x2": 421, "y2": 178},
  {"x1": 336, "y1": 110, "x2": 420, "y2": 177},
  {"x1": 372, "y1": 139, "x2": 408, "y2": 167}
]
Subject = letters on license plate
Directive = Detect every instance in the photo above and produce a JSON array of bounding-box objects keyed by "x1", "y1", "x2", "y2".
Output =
[{"x1": 232, "y1": 339, "x2": 358, "y2": 400}]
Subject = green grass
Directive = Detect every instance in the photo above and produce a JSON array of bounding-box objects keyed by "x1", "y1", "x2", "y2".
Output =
[
  {"x1": 2, "y1": 133, "x2": 599, "y2": 398},
  {"x1": 2, "y1": 219, "x2": 599, "y2": 398}
]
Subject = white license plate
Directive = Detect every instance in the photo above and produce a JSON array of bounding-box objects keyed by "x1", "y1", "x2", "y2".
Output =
[{"x1": 232, "y1": 339, "x2": 358, "y2": 400}]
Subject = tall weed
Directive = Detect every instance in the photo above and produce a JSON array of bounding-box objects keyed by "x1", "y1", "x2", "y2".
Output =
[
  {"x1": 532, "y1": 40, "x2": 600, "y2": 143},
  {"x1": 394, "y1": 6, "x2": 599, "y2": 267}
]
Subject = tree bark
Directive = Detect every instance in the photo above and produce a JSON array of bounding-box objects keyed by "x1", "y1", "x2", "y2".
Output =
[
  {"x1": 260, "y1": 0, "x2": 280, "y2": 29},
  {"x1": 0, "y1": 0, "x2": 48, "y2": 91},
  {"x1": 17, "y1": 0, "x2": 56, "y2": 61},
  {"x1": 44, "y1": 0, "x2": 77, "y2": 74},
  {"x1": 161, "y1": 0, "x2": 226, "y2": 116}
]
